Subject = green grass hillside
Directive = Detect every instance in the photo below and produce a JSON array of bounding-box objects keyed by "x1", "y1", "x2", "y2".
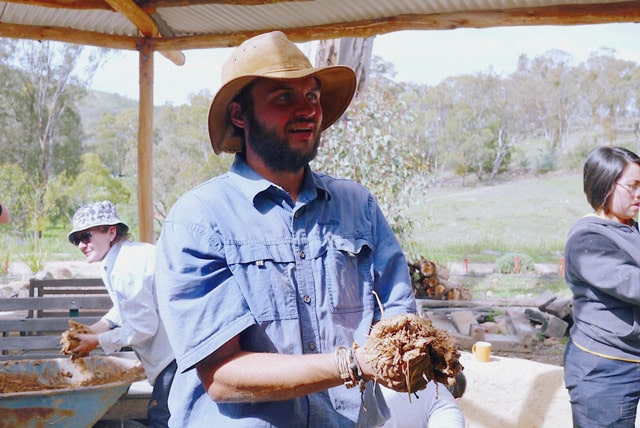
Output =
[{"x1": 410, "y1": 171, "x2": 590, "y2": 265}]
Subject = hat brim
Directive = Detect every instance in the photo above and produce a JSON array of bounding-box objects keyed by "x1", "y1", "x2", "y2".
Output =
[
  {"x1": 67, "y1": 221, "x2": 129, "y2": 242},
  {"x1": 208, "y1": 65, "x2": 356, "y2": 154}
]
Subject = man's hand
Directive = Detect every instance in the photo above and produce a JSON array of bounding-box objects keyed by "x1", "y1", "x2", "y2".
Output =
[{"x1": 356, "y1": 314, "x2": 463, "y2": 394}]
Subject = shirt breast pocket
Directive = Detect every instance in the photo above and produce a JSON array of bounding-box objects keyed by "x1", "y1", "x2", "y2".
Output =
[
  {"x1": 322, "y1": 237, "x2": 374, "y2": 313},
  {"x1": 226, "y1": 242, "x2": 299, "y2": 322}
]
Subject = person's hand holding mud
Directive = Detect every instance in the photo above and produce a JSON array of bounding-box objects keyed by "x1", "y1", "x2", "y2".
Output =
[
  {"x1": 60, "y1": 320, "x2": 96, "y2": 358},
  {"x1": 70, "y1": 333, "x2": 100, "y2": 357},
  {"x1": 356, "y1": 314, "x2": 462, "y2": 394}
]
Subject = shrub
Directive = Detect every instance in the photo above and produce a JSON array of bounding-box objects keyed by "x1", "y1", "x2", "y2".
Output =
[
  {"x1": 535, "y1": 152, "x2": 557, "y2": 174},
  {"x1": 495, "y1": 253, "x2": 535, "y2": 274}
]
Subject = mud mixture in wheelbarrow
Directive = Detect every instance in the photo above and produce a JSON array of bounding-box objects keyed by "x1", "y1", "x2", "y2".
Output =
[{"x1": 0, "y1": 357, "x2": 145, "y2": 393}]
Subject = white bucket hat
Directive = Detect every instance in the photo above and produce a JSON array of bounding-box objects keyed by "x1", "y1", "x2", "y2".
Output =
[{"x1": 68, "y1": 201, "x2": 128, "y2": 243}]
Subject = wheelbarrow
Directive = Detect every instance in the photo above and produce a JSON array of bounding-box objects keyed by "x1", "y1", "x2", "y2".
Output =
[{"x1": 0, "y1": 355, "x2": 146, "y2": 428}]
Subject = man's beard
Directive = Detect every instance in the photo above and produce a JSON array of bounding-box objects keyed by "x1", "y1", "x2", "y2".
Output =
[{"x1": 245, "y1": 111, "x2": 320, "y2": 173}]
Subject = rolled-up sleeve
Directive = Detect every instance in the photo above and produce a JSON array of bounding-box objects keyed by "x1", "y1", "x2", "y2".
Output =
[{"x1": 155, "y1": 197, "x2": 255, "y2": 371}]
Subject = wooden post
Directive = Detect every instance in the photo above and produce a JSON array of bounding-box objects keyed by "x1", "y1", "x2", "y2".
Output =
[{"x1": 138, "y1": 41, "x2": 154, "y2": 244}]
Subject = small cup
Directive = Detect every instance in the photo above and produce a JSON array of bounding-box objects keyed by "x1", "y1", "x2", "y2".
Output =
[{"x1": 472, "y1": 341, "x2": 491, "y2": 362}]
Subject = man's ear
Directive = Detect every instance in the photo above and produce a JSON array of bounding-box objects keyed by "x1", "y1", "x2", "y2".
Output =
[{"x1": 229, "y1": 102, "x2": 246, "y2": 129}]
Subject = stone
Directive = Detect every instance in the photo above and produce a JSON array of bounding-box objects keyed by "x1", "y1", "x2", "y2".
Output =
[
  {"x1": 449, "y1": 310, "x2": 478, "y2": 335},
  {"x1": 481, "y1": 321, "x2": 500, "y2": 334},
  {"x1": 484, "y1": 333, "x2": 532, "y2": 353},
  {"x1": 424, "y1": 311, "x2": 457, "y2": 334},
  {"x1": 525, "y1": 308, "x2": 548, "y2": 327},
  {"x1": 507, "y1": 309, "x2": 535, "y2": 345},
  {"x1": 525, "y1": 308, "x2": 569, "y2": 339},
  {"x1": 542, "y1": 298, "x2": 573, "y2": 319},
  {"x1": 533, "y1": 289, "x2": 557, "y2": 307},
  {"x1": 541, "y1": 314, "x2": 569, "y2": 338}
]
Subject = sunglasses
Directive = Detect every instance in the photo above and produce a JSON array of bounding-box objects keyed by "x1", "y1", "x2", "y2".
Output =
[{"x1": 71, "y1": 231, "x2": 93, "y2": 246}]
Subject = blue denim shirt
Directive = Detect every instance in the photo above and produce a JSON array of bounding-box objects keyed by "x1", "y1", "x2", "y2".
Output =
[{"x1": 156, "y1": 155, "x2": 416, "y2": 427}]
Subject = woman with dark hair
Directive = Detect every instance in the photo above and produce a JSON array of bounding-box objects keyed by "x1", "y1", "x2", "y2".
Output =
[{"x1": 564, "y1": 146, "x2": 640, "y2": 427}]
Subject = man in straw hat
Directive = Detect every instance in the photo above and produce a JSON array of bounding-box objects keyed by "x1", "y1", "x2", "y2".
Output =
[
  {"x1": 67, "y1": 201, "x2": 176, "y2": 427},
  {"x1": 155, "y1": 31, "x2": 417, "y2": 427}
]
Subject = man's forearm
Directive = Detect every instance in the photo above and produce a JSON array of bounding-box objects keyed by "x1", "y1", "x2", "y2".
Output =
[{"x1": 198, "y1": 350, "x2": 342, "y2": 402}]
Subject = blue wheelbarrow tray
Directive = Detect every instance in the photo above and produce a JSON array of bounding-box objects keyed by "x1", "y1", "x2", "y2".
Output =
[{"x1": 0, "y1": 355, "x2": 146, "y2": 428}]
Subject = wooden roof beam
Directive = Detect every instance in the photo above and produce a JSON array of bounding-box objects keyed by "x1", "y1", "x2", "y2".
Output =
[
  {"x1": 9, "y1": 0, "x2": 296, "y2": 8},
  {"x1": 104, "y1": 0, "x2": 185, "y2": 65},
  {"x1": 0, "y1": 21, "x2": 137, "y2": 49},
  {"x1": 3, "y1": 0, "x2": 112, "y2": 10}
]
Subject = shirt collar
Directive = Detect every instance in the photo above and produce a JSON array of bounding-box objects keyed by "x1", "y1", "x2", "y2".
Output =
[
  {"x1": 228, "y1": 154, "x2": 331, "y2": 204},
  {"x1": 101, "y1": 240, "x2": 123, "y2": 274}
]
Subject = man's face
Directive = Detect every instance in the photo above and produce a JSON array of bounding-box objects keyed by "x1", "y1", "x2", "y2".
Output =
[{"x1": 244, "y1": 76, "x2": 323, "y2": 172}]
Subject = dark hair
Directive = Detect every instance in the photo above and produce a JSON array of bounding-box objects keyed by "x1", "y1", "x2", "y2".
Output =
[
  {"x1": 583, "y1": 146, "x2": 640, "y2": 214},
  {"x1": 95, "y1": 224, "x2": 130, "y2": 244},
  {"x1": 228, "y1": 81, "x2": 256, "y2": 151},
  {"x1": 113, "y1": 223, "x2": 130, "y2": 243}
]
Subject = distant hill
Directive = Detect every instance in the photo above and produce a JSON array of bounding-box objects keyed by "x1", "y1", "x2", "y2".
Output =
[{"x1": 77, "y1": 89, "x2": 138, "y2": 132}]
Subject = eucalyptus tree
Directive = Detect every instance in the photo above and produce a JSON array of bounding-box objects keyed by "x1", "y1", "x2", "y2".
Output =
[
  {"x1": 437, "y1": 72, "x2": 508, "y2": 184},
  {"x1": 45, "y1": 153, "x2": 131, "y2": 225},
  {"x1": 512, "y1": 50, "x2": 579, "y2": 153},
  {"x1": 581, "y1": 48, "x2": 639, "y2": 145},
  {"x1": 89, "y1": 110, "x2": 139, "y2": 177},
  {"x1": 0, "y1": 164, "x2": 33, "y2": 233},
  {"x1": 1, "y1": 40, "x2": 102, "y2": 180},
  {"x1": 153, "y1": 90, "x2": 232, "y2": 225},
  {"x1": 0, "y1": 39, "x2": 106, "y2": 235},
  {"x1": 315, "y1": 56, "x2": 430, "y2": 245},
  {"x1": 485, "y1": 71, "x2": 533, "y2": 181},
  {"x1": 421, "y1": 80, "x2": 456, "y2": 186}
]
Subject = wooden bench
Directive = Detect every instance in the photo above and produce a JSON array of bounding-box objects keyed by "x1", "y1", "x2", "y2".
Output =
[
  {"x1": 29, "y1": 277, "x2": 109, "y2": 318},
  {"x1": 0, "y1": 295, "x2": 112, "y2": 360}
]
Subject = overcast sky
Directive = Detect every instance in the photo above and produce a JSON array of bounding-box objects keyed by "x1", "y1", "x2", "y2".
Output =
[{"x1": 89, "y1": 23, "x2": 639, "y2": 106}]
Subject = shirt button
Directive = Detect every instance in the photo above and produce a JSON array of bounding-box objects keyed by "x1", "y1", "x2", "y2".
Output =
[
  {"x1": 303, "y1": 295, "x2": 311, "y2": 304},
  {"x1": 308, "y1": 342, "x2": 316, "y2": 351},
  {"x1": 299, "y1": 250, "x2": 306, "y2": 259},
  {"x1": 294, "y1": 211, "x2": 300, "y2": 218}
]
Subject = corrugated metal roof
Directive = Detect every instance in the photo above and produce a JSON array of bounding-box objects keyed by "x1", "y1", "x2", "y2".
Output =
[
  {"x1": 0, "y1": 3, "x2": 136, "y2": 36},
  {"x1": 0, "y1": 0, "x2": 637, "y2": 52}
]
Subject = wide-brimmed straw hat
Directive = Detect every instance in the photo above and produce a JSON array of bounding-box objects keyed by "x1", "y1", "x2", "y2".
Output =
[
  {"x1": 207, "y1": 31, "x2": 357, "y2": 154},
  {"x1": 67, "y1": 201, "x2": 128, "y2": 243}
]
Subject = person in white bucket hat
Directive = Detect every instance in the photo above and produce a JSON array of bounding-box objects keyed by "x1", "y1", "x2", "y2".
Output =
[
  {"x1": 155, "y1": 31, "x2": 419, "y2": 427},
  {"x1": 68, "y1": 200, "x2": 176, "y2": 427}
]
